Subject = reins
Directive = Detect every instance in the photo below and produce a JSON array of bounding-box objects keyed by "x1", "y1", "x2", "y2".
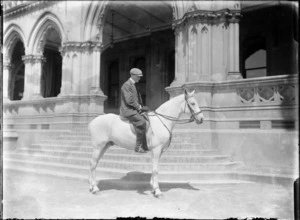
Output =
[
  {"x1": 145, "y1": 95, "x2": 202, "y2": 152},
  {"x1": 151, "y1": 111, "x2": 194, "y2": 124}
]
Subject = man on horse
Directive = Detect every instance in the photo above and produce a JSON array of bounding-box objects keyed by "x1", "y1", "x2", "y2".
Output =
[{"x1": 120, "y1": 68, "x2": 150, "y2": 153}]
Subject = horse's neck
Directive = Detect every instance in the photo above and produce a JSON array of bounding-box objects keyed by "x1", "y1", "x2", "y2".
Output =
[{"x1": 155, "y1": 94, "x2": 184, "y2": 130}]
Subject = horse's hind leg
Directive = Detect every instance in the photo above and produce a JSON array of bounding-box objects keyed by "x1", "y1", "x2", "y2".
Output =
[{"x1": 89, "y1": 142, "x2": 111, "y2": 194}]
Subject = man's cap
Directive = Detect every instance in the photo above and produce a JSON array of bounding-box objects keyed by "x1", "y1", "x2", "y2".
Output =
[{"x1": 130, "y1": 68, "x2": 143, "y2": 77}]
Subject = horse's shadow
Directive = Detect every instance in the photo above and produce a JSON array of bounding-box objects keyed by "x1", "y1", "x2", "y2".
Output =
[{"x1": 96, "y1": 171, "x2": 200, "y2": 195}]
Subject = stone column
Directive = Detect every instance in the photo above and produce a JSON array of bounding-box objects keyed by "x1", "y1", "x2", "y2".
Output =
[
  {"x1": 227, "y1": 15, "x2": 243, "y2": 80},
  {"x1": 170, "y1": 29, "x2": 187, "y2": 87},
  {"x1": 56, "y1": 41, "x2": 106, "y2": 117},
  {"x1": 90, "y1": 42, "x2": 104, "y2": 95},
  {"x1": 2, "y1": 62, "x2": 12, "y2": 101},
  {"x1": 32, "y1": 55, "x2": 46, "y2": 99},
  {"x1": 22, "y1": 55, "x2": 34, "y2": 100},
  {"x1": 21, "y1": 55, "x2": 45, "y2": 100},
  {"x1": 59, "y1": 45, "x2": 72, "y2": 96},
  {"x1": 59, "y1": 41, "x2": 104, "y2": 97},
  {"x1": 171, "y1": 2, "x2": 242, "y2": 84}
]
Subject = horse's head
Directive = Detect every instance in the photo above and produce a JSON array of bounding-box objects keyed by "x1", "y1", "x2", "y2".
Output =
[{"x1": 184, "y1": 89, "x2": 204, "y2": 124}]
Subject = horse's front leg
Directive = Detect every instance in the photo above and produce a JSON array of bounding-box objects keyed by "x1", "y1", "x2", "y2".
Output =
[{"x1": 151, "y1": 146, "x2": 163, "y2": 198}]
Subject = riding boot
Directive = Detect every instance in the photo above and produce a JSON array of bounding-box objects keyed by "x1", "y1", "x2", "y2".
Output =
[
  {"x1": 135, "y1": 132, "x2": 147, "y2": 153},
  {"x1": 141, "y1": 132, "x2": 149, "y2": 151}
]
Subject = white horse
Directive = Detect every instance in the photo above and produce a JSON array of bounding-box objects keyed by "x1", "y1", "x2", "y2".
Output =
[{"x1": 88, "y1": 89, "x2": 204, "y2": 197}]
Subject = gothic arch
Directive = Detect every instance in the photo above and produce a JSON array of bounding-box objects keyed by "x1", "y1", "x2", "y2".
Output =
[
  {"x1": 82, "y1": 1, "x2": 109, "y2": 42},
  {"x1": 82, "y1": 1, "x2": 176, "y2": 42},
  {"x1": 171, "y1": 1, "x2": 193, "y2": 20},
  {"x1": 27, "y1": 12, "x2": 65, "y2": 54},
  {"x1": 3, "y1": 24, "x2": 26, "y2": 62}
]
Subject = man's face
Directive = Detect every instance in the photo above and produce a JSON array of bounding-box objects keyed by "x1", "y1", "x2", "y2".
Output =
[{"x1": 132, "y1": 75, "x2": 142, "y2": 83}]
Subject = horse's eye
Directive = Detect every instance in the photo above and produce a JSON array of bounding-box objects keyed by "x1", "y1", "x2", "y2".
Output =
[{"x1": 191, "y1": 102, "x2": 195, "y2": 106}]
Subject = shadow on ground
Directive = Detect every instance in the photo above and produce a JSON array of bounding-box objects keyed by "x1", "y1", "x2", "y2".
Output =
[{"x1": 96, "y1": 171, "x2": 199, "y2": 195}]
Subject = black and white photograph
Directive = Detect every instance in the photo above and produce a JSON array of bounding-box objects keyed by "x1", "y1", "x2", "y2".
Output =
[{"x1": 1, "y1": 0, "x2": 299, "y2": 219}]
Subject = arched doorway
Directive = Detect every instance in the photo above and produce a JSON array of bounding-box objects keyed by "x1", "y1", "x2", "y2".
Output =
[
  {"x1": 240, "y1": 3, "x2": 298, "y2": 77},
  {"x1": 10, "y1": 40, "x2": 25, "y2": 101},
  {"x1": 106, "y1": 60, "x2": 120, "y2": 113},
  {"x1": 245, "y1": 49, "x2": 267, "y2": 78},
  {"x1": 41, "y1": 27, "x2": 62, "y2": 98},
  {"x1": 100, "y1": 1, "x2": 174, "y2": 113}
]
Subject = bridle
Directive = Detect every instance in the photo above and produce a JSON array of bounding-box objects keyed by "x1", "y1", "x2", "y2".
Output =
[
  {"x1": 184, "y1": 95, "x2": 203, "y2": 124},
  {"x1": 147, "y1": 95, "x2": 203, "y2": 152}
]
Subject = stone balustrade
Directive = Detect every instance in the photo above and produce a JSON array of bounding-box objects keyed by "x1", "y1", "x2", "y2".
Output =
[
  {"x1": 167, "y1": 74, "x2": 298, "y2": 108},
  {"x1": 3, "y1": 94, "x2": 107, "y2": 130}
]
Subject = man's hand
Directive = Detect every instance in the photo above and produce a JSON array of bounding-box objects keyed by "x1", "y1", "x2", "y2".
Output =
[{"x1": 141, "y1": 106, "x2": 150, "y2": 112}]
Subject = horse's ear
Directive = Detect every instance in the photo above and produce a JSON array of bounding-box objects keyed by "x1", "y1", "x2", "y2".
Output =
[{"x1": 184, "y1": 89, "x2": 195, "y2": 97}]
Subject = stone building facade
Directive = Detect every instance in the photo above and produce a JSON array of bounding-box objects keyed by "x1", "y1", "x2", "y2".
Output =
[{"x1": 2, "y1": 1, "x2": 299, "y2": 174}]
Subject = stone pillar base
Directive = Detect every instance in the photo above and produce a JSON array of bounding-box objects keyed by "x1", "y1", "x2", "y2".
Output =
[{"x1": 227, "y1": 72, "x2": 243, "y2": 80}]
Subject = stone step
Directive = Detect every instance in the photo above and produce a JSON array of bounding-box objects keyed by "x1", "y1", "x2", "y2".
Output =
[
  {"x1": 14, "y1": 149, "x2": 231, "y2": 163},
  {"x1": 24, "y1": 145, "x2": 220, "y2": 156},
  {"x1": 4, "y1": 153, "x2": 242, "y2": 172},
  {"x1": 41, "y1": 137, "x2": 194, "y2": 144},
  {"x1": 3, "y1": 158, "x2": 246, "y2": 183},
  {"x1": 31, "y1": 142, "x2": 208, "y2": 150},
  {"x1": 53, "y1": 135, "x2": 194, "y2": 143}
]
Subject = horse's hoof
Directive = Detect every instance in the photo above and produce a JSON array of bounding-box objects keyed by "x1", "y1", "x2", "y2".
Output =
[
  {"x1": 91, "y1": 189, "x2": 99, "y2": 194},
  {"x1": 153, "y1": 190, "x2": 163, "y2": 198},
  {"x1": 90, "y1": 185, "x2": 99, "y2": 194},
  {"x1": 154, "y1": 193, "x2": 163, "y2": 198}
]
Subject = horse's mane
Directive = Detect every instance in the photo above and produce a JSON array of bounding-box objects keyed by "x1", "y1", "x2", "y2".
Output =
[{"x1": 155, "y1": 94, "x2": 185, "y2": 113}]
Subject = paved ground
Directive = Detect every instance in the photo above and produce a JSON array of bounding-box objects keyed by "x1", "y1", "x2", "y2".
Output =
[{"x1": 2, "y1": 169, "x2": 294, "y2": 219}]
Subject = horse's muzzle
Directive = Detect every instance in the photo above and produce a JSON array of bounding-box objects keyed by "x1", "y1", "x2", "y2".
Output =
[{"x1": 195, "y1": 117, "x2": 203, "y2": 124}]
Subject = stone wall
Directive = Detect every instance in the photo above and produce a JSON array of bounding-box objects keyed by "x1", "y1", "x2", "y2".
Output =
[{"x1": 167, "y1": 74, "x2": 298, "y2": 172}]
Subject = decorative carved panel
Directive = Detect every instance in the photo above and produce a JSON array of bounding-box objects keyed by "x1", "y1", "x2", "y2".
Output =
[
  {"x1": 238, "y1": 88, "x2": 255, "y2": 103},
  {"x1": 278, "y1": 85, "x2": 295, "y2": 102},
  {"x1": 258, "y1": 86, "x2": 275, "y2": 102},
  {"x1": 237, "y1": 79, "x2": 297, "y2": 106}
]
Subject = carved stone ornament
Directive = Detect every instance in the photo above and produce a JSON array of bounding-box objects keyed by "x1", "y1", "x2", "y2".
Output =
[
  {"x1": 238, "y1": 88, "x2": 255, "y2": 103},
  {"x1": 278, "y1": 85, "x2": 295, "y2": 102},
  {"x1": 60, "y1": 41, "x2": 103, "y2": 55},
  {"x1": 172, "y1": 9, "x2": 242, "y2": 31},
  {"x1": 22, "y1": 55, "x2": 46, "y2": 64},
  {"x1": 258, "y1": 86, "x2": 275, "y2": 102}
]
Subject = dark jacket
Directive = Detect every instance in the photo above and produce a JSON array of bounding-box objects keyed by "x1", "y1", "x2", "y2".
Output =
[{"x1": 120, "y1": 79, "x2": 143, "y2": 117}]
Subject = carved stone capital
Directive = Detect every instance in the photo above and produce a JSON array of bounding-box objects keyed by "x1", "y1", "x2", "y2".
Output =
[
  {"x1": 22, "y1": 55, "x2": 35, "y2": 64},
  {"x1": 3, "y1": 62, "x2": 12, "y2": 70},
  {"x1": 172, "y1": 9, "x2": 242, "y2": 31},
  {"x1": 34, "y1": 55, "x2": 47, "y2": 63},
  {"x1": 22, "y1": 55, "x2": 46, "y2": 64},
  {"x1": 60, "y1": 41, "x2": 103, "y2": 55}
]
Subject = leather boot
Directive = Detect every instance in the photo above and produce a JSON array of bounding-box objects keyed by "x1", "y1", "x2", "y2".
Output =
[{"x1": 135, "y1": 132, "x2": 147, "y2": 153}]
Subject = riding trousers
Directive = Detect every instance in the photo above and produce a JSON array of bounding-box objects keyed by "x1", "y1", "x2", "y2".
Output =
[
  {"x1": 127, "y1": 113, "x2": 147, "y2": 148},
  {"x1": 127, "y1": 113, "x2": 147, "y2": 135}
]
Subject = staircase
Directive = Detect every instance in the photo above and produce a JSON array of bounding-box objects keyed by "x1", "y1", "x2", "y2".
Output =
[{"x1": 3, "y1": 126, "x2": 250, "y2": 185}]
